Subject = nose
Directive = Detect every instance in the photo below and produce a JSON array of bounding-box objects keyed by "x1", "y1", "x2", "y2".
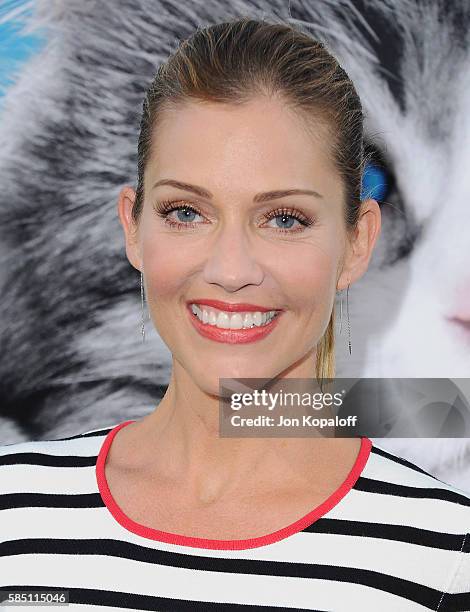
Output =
[
  {"x1": 448, "y1": 282, "x2": 470, "y2": 335},
  {"x1": 202, "y1": 224, "x2": 265, "y2": 292}
]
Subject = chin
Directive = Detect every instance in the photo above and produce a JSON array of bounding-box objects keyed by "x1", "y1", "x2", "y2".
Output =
[{"x1": 196, "y1": 364, "x2": 276, "y2": 394}]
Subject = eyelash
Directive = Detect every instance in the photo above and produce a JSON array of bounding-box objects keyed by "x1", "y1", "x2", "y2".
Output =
[{"x1": 153, "y1": 199, "x2": 315, "y2": 233}]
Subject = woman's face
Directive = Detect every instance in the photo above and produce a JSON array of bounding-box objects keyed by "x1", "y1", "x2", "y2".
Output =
[{"x1": 123, "y1": 96, "x2": 352, "y2": 393}]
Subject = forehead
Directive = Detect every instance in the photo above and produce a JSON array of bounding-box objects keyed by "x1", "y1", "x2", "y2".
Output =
[{"x1": 147, "y1": 97, "x2": 342, "y2": 203}]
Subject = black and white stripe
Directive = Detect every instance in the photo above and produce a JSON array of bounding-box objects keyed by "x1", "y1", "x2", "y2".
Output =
[{"x1": 0, "y1": 423, "x2": 469, "y2": 611}]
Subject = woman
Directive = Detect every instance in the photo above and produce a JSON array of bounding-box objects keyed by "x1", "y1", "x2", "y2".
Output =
[{"x1": 1, "y1": 17, "x2": 469, "y2": 611}]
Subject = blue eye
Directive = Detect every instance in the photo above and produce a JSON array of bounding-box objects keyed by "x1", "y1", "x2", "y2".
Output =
[
  {"x1": 175, "y1": 208, "x2": 198, "y2": 223},
  {"x1": 154, "y1": 200, "x2": 314, "y2": 234},
  {"x1": 361, "y1": 161, "x2": 389, "y2": 202},
  {"x1": 274, "y1": 215, "x2": 296, "y2": 229}
]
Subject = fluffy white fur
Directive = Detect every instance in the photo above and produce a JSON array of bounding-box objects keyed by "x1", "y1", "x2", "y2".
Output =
[{"x1": 0, "y1": 0, "x2": 469, "y2": 491}]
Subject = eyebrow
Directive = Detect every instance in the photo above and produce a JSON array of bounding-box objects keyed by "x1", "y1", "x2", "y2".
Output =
[{"x1": 152, "y1": 179, "x2": 323, "y2": 202}]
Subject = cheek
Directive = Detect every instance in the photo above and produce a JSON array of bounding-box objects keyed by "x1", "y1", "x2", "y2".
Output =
[
  {"x1": 142, "y1": 236, "x2": 192, "y2": 340},
  {"x1": 143, "y1": 235, "x2": 190, "y2": 298},
  {"x1": 278, "y1": 241, "x2": 339, "y2": 312}
]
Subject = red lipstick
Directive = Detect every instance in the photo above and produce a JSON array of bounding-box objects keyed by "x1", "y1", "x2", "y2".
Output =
[
  {"x1": 186, "y1": 299, "x2": 281, "y2": 313},
  {"x1": 186, "y1": 301, "x2": 283, "y2": 344}
]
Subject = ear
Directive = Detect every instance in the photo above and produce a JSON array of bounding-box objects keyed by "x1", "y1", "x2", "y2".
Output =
[
  {"x1": 117, "y1": 185, "x2": 142, "y2": 272},
  {"x1": 337, "y1": 198, "x2": 382, "y2": 291}
]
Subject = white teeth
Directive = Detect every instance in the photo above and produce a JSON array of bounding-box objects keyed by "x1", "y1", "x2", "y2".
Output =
[
  {"x1": 216, "y1": 311, "x2": 230, "y2": 329},
  {"x1": 190, "y1": 304, "x2": 278, "y2": 329}
]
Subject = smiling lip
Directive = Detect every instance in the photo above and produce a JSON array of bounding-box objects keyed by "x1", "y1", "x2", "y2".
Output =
[
  {"x1": 186, "y1": 299, "x2": 282, "y2": 313},
  {"x1": 186, "y1": 303, "x2": 283, "y2": 344}
]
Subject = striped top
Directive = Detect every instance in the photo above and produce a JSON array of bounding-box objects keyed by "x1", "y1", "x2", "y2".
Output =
[{"x1": 0, "y1": 419, "x2": 469, "y2": 611}]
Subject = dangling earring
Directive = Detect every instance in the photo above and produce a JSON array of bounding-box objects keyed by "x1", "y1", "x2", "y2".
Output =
[
  {"x1": 339, "y1": 290, "x2": 343, "y2": 336},
  {"x1": 338, "y1": 282, "x2": 352, "y2": 355},
  {"x1": 346, "y1": 282, "x2": 351, "y2": 355},
  {"x1": 140, "y1": 270, "x2": 146, "y2": 343}
]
